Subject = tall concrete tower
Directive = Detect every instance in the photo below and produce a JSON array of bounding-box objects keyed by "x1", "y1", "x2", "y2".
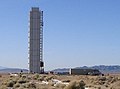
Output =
[{"x1": 28, "y1": 7, "x2": 44, "y2": 73}]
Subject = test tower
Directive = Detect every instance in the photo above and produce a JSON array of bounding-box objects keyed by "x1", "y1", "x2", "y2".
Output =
[{"x1": 28, "y1": 7, "x2": 44, "y2": 73}]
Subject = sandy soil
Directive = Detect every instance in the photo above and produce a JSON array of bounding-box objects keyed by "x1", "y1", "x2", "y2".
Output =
[{"x1": 0, "y1": 73, "x2": 120, "y2": 89}]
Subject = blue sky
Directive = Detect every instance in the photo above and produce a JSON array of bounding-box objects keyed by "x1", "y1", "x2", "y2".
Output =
[{"x1": 0, "y1": 0, "x2": 120, "y2": 70}]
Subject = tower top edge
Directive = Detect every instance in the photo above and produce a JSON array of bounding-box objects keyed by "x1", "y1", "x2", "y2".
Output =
[
  {"x1": 31, "y1": 7, "x2": 42, "y2": 11},
  {"x1": 32, "y1": 7, "x2": 39, "y2": 11}
]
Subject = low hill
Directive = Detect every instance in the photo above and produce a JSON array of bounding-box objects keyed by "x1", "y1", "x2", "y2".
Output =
[
  {"x1": 52, "y1": 65, "x2": 120, "y2": 74},
  {"x1": 0, "y1": 66, "x2": 7, "y2": 70},
  {"x1": 0, "y1": 67, "x2": 28, "y2": 73}
]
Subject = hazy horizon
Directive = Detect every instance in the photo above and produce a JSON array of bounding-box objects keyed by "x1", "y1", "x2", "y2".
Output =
[{"x1": 0, "y1": 0, "x2": 120, "y2": 70}]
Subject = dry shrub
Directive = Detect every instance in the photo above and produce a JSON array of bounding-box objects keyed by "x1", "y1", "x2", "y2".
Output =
[
  {"x1": 38, "y1": 75, "x2": 46, "y2": 81},
  {"x1": 2, "y1": 81, "x2": 8, "y2": 85},
  {"x1": 0, "y1": 85, "x2": 7, "y2": 89},
  {"x1": 98, "y1": 86, "x2": 101, "y2": 89},
  {"x1": 14, "y1": 83, "x2": 20, "y2": 88},
  {"x1": 98, "y1": 76, "x2": 106, "y2": 81},
  {"x1": 64, "y1": 81, "x2": 77, "y2": 89},
  {"x1": 33, "y1": 74, "x2": 40, "y2": 80},
  {"x1": 27, "y1": 82, "x2": 36, "y2": 88},
  {"x1": 18, "y1": 79, "x2": 27, "y2": 84},
  {"x1": 45, "y1": 76, "x2": 55, "y2": 81},
  {"x1": 22, "y1": 74, "x2": 27, "y2": 79},
  {"x1": 64, "y1": 80, "x2": 86, "y2": 89},
  {"x1": 94, "y1": 76, "x2": 107, "y2": 85},
  {"x1": 62, "y1": 79, "x2": 71, "y2": 82},
  {"x1": 7, "y1": 81, "x2": 15, "y2": 87},
  {"x1": 55, "y1": 83, "x2": 66, "y2": 88}
]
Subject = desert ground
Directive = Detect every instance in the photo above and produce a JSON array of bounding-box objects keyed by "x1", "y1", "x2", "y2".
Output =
[{"x1": 0, "y1": 73, "x2": 120, "y2": 89}]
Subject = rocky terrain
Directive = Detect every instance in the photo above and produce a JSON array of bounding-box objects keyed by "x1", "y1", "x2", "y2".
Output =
[{"x1": 0, "y1": 73, "x2": 120, "y2": 89}]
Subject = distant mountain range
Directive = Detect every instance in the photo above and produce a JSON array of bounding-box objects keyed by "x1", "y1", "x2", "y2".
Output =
[
  {"x1": 0, "y1": 66, "x2": 28, "y2": 73},
  {"x1": 0, "y1": 66, "x2": 7, "y2": 69},
  {"x1": 1, "y1": 65, "x2": 120, "y2": 74},
  {"x1": 52, "y1": 65, "x2": 120, "y2": 74}
]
